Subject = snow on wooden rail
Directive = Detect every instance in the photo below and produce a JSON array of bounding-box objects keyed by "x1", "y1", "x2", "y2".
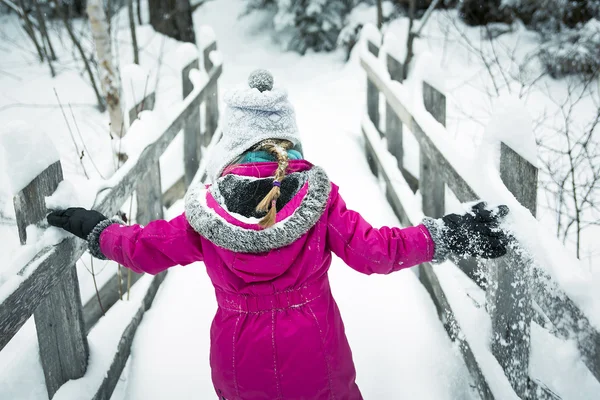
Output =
[
  {"x1": 359, "y1": 25, "x2": 599, "y2": 400},
  {"x1": 0, "y1": 36, "x2": 222, "y2": 400}
]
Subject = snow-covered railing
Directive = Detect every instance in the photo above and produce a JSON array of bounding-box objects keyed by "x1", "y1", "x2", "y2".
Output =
[
  {"x1": 0, "y1": 35, "x2": 222, "y2": 399},
  {"x1": 359, "y1": 25, "x2": 599, "y2": 400}
]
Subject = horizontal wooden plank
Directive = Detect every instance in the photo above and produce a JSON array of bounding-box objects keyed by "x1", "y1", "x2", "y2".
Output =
[
  {"x1": 362, "y1": 121, "x2": 495, "y2": 398},
  {"x1": 0, "y1": 64, "x2": 222, "y2": 349},
  {"x1": 162, "y1": 175, "x2": 186, "y2": 209},
  {"x1": 361, "y1": 54, "x2": 478, "y2": 203},
  {"x1": 83, "y1": 270, "x2": 144, "y2": 333},
  {"x1": 420, "y1": 263, "x2": 495, "y2": 400},
  {"x1": 0, "y1": 239, "x2": 85, "y2": 351}
]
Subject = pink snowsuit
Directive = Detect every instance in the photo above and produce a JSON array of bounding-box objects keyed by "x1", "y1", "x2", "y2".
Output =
[{"x1": 99, "y1": 160, "x2": 435, "y2": 399}]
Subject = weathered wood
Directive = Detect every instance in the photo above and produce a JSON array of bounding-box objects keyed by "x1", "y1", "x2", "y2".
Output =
[
  {"x1": 420, "y1": 263, "x2": 495, "y2": 400},
  {"x1": 13, "y1": 160, "x2": 89, "y2": 398},
  {"x1": 419, "y1": 148, "x2": 445, "y2": 218},
  {"x1": 136, "y1": 164, "x2": 164, "y2": 224},
  {"x1": 83, "y1": 270, "x2": 144, "y2": 333},
  {"x1": 533, "y1": 272, "x2": 600, "y2": 383},
  {"x1": 500, "y1": 143, "x2": 538, "y2": 216},
  {"x1": 182, "y1": 58, "x2": 202, "y2": 188},
  {"x1": 162, "y1": 175, "x2": 187, "y2": 209},
  {"x1": 0, "y1": 63, "x2": 223, "y2": 350},
  {"x1": 128, "y1": 92, "x2": 156, "y2": 122},
  {"x1": 386, "y1": 54, "x2": 404, "y2": 171},
  {"x1": 422, "y1": 82, "x2": 446, "y2": 126},
  {"x1": 91, "y1": 271, "x2": 167, "y2": 400},
  {"x1": 364, "y1": 126, "x2": 379, "y2": 178},
  {"x1": 367, "y1": 40, "x2": 380, "y2": 131},
  {"x1": 486, "y1": 141, "x2": 537, "y2": 396},
  {"x1": 13, "y1": 161, "x2": 63, "y2": 244},
  {"x1": 203, "y1": 41, "x2": 219, "y2": 146},
  {"x1": 34, "y1": 265, "x2": 89, "y2": 398},
  {"x1": 361, "y1": 55, "x2": 478, "y2": 203},
  {"x1": 486, "y1": 251, "x2": 532, "y2": 397}
]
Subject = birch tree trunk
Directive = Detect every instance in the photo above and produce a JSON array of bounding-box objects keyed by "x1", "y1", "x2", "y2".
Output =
[{"x1": 87, "y1": 0, "x2": 125, "y2": 137}]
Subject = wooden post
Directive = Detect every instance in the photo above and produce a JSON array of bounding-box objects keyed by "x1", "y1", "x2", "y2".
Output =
[
  {"x1": 203, "y1": 41, "x2": 219, "y2": 147},
  {"x1": 130, "y1": 96, "x2": 164, "y2": 225},
  {"x1": 13, "y1": 162, "x2": 89, "y2": 398},
  {"x1": 418, "y1": 81, "x2": 446, "y2": 218},
  {"x1": 485, "y1": 143, "x2": 537, "y2": 397},
  {"x1": 367, "y1": 39, "x2": 380, "y2": 133},
  {"x1": 386, "y1": 53, "x2": 404, "y2": 169},
  {"x1": 182, "y1": 57, "x2": 202, "y2": 188}
]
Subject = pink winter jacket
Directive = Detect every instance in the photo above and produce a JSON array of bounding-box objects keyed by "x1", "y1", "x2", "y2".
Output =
[{"x1": 98, "y1": 160, "x2": 435, "y2": 400}]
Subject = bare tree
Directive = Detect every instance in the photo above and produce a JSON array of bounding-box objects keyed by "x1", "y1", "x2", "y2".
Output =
[
  {"x1": 88, "y1": 0, "x2": 125, "y2": 137},
  {"x1": 437, "y1": 13, "x2": 600, "y2": 259},
  {"x1": 52, "y1": 0, "x2": 106, "y2": 111}
]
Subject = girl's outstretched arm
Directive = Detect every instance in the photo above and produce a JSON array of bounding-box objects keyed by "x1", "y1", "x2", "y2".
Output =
[
  {"x1": 48, "y1": 208, "x2": 203, "y2": 275},
  {"x1": 326, "y1": 185, "x2": 509, "y2": 275},
  {"x1": 326, "y1": 186, "x2": 434, "y2": 275}
]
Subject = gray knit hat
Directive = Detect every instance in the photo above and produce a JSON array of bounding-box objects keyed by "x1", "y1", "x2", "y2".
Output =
[{"x1": 206, "y1": 70, "x2": 302, "y2": 181}]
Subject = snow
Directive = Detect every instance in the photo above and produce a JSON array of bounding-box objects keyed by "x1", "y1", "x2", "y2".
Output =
[
  {"x1": 118, "y1": 111, "x2": 164, "y2": 157},
  {"x1": 53, "y1": 275, "x2": 155, "y2": 400},
  {"x1": 45, "y1": 178, "x2": 101, "y2": 210},
  {"x1": 360, "y1": 36, "x2": 600, "y2": 333},
  {"x1": 198, "y1": 25, "x2": 217, "y2": 49},
  {"x1": 1, "y1": 1, "x2": 599, "y2": 399},
  {"x1": 176, "y1": 42, "x2": 199, "y2": 69},
  {"x1": 360, "y1": 23, "x2": 382, "y2": 46},
  {"x1": 0, "y1": 121, "x2": 60, "y2": 195},
  {"x1": 121, "y1": 64, "x2": 153, "y2": 119},
  {"x1": 381, "y1": 31, "x2": 406, "y2": 67},
  {"x1": 484, "y1": 95, "x2": 538, "y2": 167}
]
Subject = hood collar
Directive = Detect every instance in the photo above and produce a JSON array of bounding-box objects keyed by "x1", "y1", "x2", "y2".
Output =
[{"x1": 184, "y1": 164, "x2": 331, "y2": 253}]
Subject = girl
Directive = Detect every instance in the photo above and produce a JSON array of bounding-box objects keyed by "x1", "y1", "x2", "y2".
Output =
[{"x1": 48, "y1": 70, "x2": 509, "y2": 400}]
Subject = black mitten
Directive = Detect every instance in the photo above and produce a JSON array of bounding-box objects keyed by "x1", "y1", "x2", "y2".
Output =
[
  {"x1": 47, "y1": 207, "x2": 108, "y2": 240},
  {"x1": 423, "y1": 202, "x2": 510, "y2": 262}
]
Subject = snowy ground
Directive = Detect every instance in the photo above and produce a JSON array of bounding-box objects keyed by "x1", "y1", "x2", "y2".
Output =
[{"x1": 1, "y1": 0, "x2": 599, "y2": 399}]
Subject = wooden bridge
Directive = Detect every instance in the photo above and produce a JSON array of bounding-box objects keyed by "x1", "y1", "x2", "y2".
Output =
[{"x1": 0, "y1": 27, "x2": 598, "y2": 400}]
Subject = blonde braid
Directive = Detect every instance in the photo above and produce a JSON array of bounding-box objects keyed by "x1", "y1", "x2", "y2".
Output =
[{"x1": 255, "y1": 139, "x2": 293, "y2": 228}]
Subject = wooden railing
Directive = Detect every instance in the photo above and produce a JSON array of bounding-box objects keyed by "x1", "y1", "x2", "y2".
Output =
[
  {"x1": 0, "y1": 36, "x2": 222, "y2": 399},
  {"x1": 360, "y1": 26, "x2": 599, "y2": 400}
]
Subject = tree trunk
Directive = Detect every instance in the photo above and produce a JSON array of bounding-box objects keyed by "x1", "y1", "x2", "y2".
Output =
[
  {"x1": 148, "y1": 0, "x2": 196, "y2": 43},
  {"x1": 128, "y1": 0, "x2": 140, "y2": 64},
  {"x1": 376, "y1": 0, "x2": 383, "y2": 30},
  {"x1": 88, "y1": 0, "x2": 125, "y2": 137}
]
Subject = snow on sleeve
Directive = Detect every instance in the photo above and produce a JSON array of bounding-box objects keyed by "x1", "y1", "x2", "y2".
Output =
[
  {"x1": 0, "y1": 121, "x2": 60, "y2": 195},
  {"x1": 485, "y1": 95, "x2": 538, "y2": 167}
]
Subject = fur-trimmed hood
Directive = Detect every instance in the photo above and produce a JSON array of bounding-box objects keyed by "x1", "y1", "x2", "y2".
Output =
[{"x1": 184, "y1": 161, "x2": 331, "y2": 253}]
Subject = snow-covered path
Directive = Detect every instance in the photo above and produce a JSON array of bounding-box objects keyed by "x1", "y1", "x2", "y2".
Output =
[{"x1": 113, "y1": 1, "x2": 475, "y2": 398}]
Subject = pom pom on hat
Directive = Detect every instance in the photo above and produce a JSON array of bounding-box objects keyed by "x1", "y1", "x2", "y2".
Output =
[{"x1": 248, "y1": 69, "x2": 274, "y2": 92}]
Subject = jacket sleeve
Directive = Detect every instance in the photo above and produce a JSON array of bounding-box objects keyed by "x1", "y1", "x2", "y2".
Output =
[
  {"x1": 326, "y1": 186, "x2": 434, "y2": 275},
  {"x1": 94, "y1": 213, "x2": 204, "y2": 275}
]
